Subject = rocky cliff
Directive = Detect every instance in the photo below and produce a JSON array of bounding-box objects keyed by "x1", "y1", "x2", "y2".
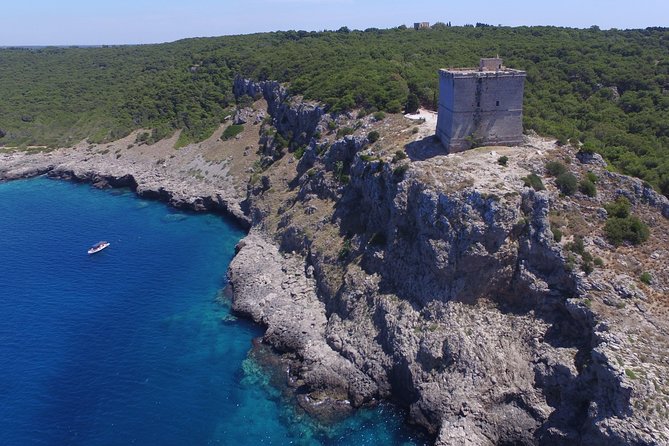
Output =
[
  {"x1": 2, "y1": 80, "x2": 668, "y2": 445},
  {"x1": 228, "y1": 80, "x2": 669, "y2": 445}
]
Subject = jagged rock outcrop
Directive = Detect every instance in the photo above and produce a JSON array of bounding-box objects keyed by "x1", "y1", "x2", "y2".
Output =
[
  {"x1": 228, "y1": 231, "x2": 381, "y2": 416},
  {"x1": 4, "y1": 80, "x2": 667, "y2": 445},
  {"x1": 233, "y1": 76, "x2": 325, "y2": 148},
  {"x1": 227, "y1": 84, "x2": 668, "y2": 445}
]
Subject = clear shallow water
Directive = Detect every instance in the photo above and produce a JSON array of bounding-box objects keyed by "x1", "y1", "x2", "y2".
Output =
[{"x1": 0, "y1": 178, "x2": 427, "y2": 446}]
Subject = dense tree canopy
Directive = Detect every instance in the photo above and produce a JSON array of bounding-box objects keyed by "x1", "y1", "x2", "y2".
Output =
[{"x1": 0, "y1": 25, "x2": 667, "y2": 194}]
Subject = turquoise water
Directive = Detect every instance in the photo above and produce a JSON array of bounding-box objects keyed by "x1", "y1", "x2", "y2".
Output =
[{"x1": 0, "y1": 178, "x2": 426, "y2": 445}]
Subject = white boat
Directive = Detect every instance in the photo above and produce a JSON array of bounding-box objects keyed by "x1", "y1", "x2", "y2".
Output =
[{"x1": 88, "y1": 241, "x2": 110, "y2": 255}]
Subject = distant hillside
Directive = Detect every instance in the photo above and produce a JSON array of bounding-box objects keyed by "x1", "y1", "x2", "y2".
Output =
[{"x1": 0, "y1": 25, "x2": 667, "y2": 194}]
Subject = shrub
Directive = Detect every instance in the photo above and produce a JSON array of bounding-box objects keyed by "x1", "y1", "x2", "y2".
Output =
[
  {"x1": 552, "y1": 228, "x2": 563, "y2": 242},
  {"x1": 582, "y1": 250, "x2": 593, "y2": 263},
  {"x1": 567, "y1": 236, "x2": 585, "y2": 255},
  {"x1": 372, "y1": 111, "x2": 386, "y2": 121},
  {"x1": 338, "y1": 239, "x2": 352, "y2": 261},
  {"x1": 222, "y1": 124, "x2": 244, "y2": 140},
  {"x1": 393, "y1": 164, "x2": 409, "y2": 179},
  {"x1": 579, "y1": 179, "x2": 597, "y2": 197},
  {"x1": 360, "y1": 153, "x2": 379, "y2": 162},
  {"x1": 293, "y1": 145, "x2": 306, "y2": 160},
  {"x1": 640, "y1": 272, "x2": 652, "y2": 285},
  {"x1": 336, "y1": 127, "x2": 355, "y2": 138},
  {"x1": 522, "y1": 173, "x2": 545, "y2": 191},
  {"x1": 604, "y1": 196, "x2": 631, "y2": 218},
  {"x1": 604, "y1": 215, "x2": 650, "y2": 246},
  {"x1": 497, "y1": 155, "x2": 508, "y2": 166},
  {"x1": 274, "y1": 132, "x2": 289, "y2": 149},
  {"x1": 327, "y1": 120, "x2": 338, "y2": 131},
  {"x1": 412, "y1": 127, "x2": 419, "y2": 134},
  {"x1": 594, "y1": 257, "x2": 604, "y2": 267},
  {"x1": 586, "y1": 171, "x2": 598, "y2": 183},
  {"x1": 545, "y1": 160, "x2": 567, "y2": 176},
  {"x1": 392, "y1": 150, "x2": 407, "y2": 163},
  {"x1": 367, "y1": 131, "x2": 380, "y2": 143},
  {"x1": 582, "y1": 261, "x2": 594, "y2": 275},
  {"x1": 578, "y1": 141, "x2": 597, "y2": 155},
  {"x1": 556, "y1": 172, "x2": 578, "y2": 195},
  {"x1": 334, "y1": 160, "x2": 344, "y2": 181}
]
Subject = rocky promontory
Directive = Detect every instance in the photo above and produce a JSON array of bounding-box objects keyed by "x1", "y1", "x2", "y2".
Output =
[{"x1": 3, "y1": 80, "x2": 668, "y2": 445}]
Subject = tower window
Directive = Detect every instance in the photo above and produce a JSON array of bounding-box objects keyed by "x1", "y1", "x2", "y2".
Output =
[
  {"x1": 477, "y1": 101, "x2": 480, "y2": 107},
  {"x1": 496, "y1": 100, "x2": 500, "y2": 106}
]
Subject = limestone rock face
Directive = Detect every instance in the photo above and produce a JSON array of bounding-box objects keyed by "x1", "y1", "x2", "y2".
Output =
[
  {"x1": 227, "y1": 88, "x2": 668, "y2": 445},
  {"x1": 228, "y1": 231, "x2": 381, "y2": 413},
  {"x1": 233, "y1": 76, "x2": 324, "y2": 148}
]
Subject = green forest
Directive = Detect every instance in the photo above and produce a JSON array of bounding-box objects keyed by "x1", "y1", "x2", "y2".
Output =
[{"x1": 0, "y1": 25, "x2": 667, "y2": 195}]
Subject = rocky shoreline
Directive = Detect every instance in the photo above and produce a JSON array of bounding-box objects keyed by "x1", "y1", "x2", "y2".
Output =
[
  {"x1": 0, "y1": 133, "x2": 251, "y2": 228},
  {"x1": 3, "y1": 80, "x2": 669, "y2": 445}
]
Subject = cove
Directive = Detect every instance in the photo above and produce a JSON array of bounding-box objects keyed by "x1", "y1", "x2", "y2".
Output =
[{"x1": 0, "y1": 177, "x2": 427, "y2": 445}]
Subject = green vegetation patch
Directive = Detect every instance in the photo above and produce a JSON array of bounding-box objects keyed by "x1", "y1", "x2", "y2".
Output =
[
  {"x1": 222, "y1": 124, "x2": 244, "y2": 141},
  {"x1": 522, "y1": 173, "x2": 545, "y2": 191},
  {"x1": 556, "y1": 172, "x2": 578, "y2": 195},
  {"x1": 579, "y1": 178, "x2": 597, "y2": 197},
  {"x1": 1, "y1": 27, "x2": 669, "y2": 195},
  {"x1": 603, "y1": 197, "x2": 650, "y2": 246},
  {"x1": 545, "y1": 160, "x2": 568, "y2": 177}
]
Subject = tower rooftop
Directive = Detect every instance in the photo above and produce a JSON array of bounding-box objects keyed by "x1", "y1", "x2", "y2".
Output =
[{"x1": 440, "y1": 58, "x2": 525, "y2": 76}]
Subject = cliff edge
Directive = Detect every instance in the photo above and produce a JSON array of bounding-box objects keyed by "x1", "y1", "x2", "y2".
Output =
[
  {"x1": 2, "y1": 79, "x2": 668, "y2": 445},
  {"x1": 228, "y1": 79, "x2": 669, "y2": 445}
]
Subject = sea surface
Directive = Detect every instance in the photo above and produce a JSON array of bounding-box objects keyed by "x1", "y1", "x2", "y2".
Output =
[{"x1": 0, "y1": 177, "x2": 426, "y2": 446}]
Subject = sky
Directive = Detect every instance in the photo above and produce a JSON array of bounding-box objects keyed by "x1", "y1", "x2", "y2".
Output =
[{"x1": 1, "y1": 0, "x2": 667, "y2": 46}]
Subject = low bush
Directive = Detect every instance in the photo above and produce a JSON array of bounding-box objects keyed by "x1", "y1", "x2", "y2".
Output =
[
  {"x1": 293, "y1": 145, "x2": 306, "y2": 159},
  {"x1": 556, "y1": 172, "x2": 578, "y2": 195},
  {"x1": 522, "y1": 173, "x2": 545, "y2": 191},
  {"x1": 336, "y1": 127, "x2": 354, "y2": 138},
  {"x1": 640, "y1": 272, "x2": 652, "y2": 285},
  {"x1": 604, "y1": 215, "x2": 650, "y2": 246},
  {"x1": 567, "y1": 236, "x2": 585, "y2": 255},
  {"x1": 367, "y1": 130, "x2": 380, "y2": 143},
  {"x1": 545, "y1": 160, "x2": 567, "y2": 176},
  {"x1": 393, "y1": 164, "x2": 409, "y2": 179},
  {"x1": 579, "y1": 179, "x2": 597, "y2": 197},
  {"x1": 582, "y1": 261, "x2": 594, "y2": 275},
  {"x1": 497, "y1": 155, "x2": 508, "y2": 166},
  {"x1": 604, "y1": 196, "x2": 631, "y2": 218},
  {"x1": 372, "y1": 111, "x2": 386, "y2": 121},
  {"x1": 222, "y1": 124, "x2": 244, "y2": 140},
  {"x1": 392, "y1": 150, "x2": 407, "y2": 163},
  {"x1": 338, "y1": 239, "x2": 352, "y2": 261}
]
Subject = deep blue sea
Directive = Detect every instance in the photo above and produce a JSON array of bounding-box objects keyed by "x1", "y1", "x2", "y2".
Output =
[{"x1": 0, "y1": 178, "x2": 426, "y2": 446}]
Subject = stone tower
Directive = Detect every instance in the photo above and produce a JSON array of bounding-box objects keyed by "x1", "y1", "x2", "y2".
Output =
[{"x1": 436, "y1": 58, "x2": 526, "y2": 152}]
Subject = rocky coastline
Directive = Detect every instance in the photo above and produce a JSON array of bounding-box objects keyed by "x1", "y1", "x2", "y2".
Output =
[
  {"x1": 3, "y1": 79, "x2": 669, "y2": 445},
  {"x1": 0, "y1": 132, "x2": 251, "y2": 228}
]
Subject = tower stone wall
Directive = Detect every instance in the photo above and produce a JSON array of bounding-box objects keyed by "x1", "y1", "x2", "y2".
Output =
[{"x1": 436, "y1": 59, "x2": 526, "y2": 152}]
